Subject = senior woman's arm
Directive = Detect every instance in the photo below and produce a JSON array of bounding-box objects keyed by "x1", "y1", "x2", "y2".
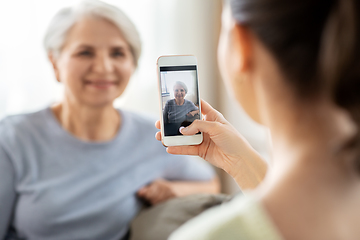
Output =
[
  {"x1": 187, "y1": 110, "x2": 200, "y2": 117},
  {"x1": 137, "y1": 177, "x2": 220, "y2": 205},
  {"x1": 0, "y1": 145, "x2": 17, "y2": 239},
  {"x1": 163, "y1": 100, "x2": 170, "y2": 124},
  {"x1": 185, "y1": 101, "x2": 200, "y2": 117}
]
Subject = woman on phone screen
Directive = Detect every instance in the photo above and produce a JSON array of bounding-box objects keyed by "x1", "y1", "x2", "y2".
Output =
[{"x1": 163, "y1": 81, "x2": 200, "y2": 136}]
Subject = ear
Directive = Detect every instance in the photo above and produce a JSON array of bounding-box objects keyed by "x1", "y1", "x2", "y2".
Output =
[
  {"x1": 231, "y1": 24, "x2": 262, "y2": 123},
  {"x1": 232, "y1": 24, "x2": 253, "y2": 75},
  {"x1": 48, "y1": 53, "x2": 61, "y2": 83}
]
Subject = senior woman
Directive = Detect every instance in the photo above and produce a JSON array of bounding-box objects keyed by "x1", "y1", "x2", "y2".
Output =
[
  {"x1": 163, "y1": 81, "x2": 200, "y2": 136},
  {"x1": 156, "y1": 0, "x2": 360, "y2": 239},
  {"x1": 0, "y1": 1, "x2": 219, "y2": 239}
]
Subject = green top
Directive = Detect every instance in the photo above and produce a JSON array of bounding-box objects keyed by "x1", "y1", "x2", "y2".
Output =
[{"x1": 169, "y1": 194, "x2": 283, "y2": 240}]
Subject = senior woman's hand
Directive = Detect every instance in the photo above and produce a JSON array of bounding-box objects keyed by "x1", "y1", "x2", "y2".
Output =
[
  {"x1": 137, "y1": 177, "x2": 219, "y2": 205},
  {"x1": 156, "y1": 100, "x2": 268, "y2": 190},
  {"x1": 186, "y1": 110, "x2": 200, "y2": 117},
  {"x1": 137, "y1": 179, "x2": 176, "y2": 205}
]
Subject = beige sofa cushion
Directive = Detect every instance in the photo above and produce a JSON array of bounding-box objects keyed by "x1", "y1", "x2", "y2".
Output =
[{"x1": 130, "y1": 194, "x2": 233, "y2": 240}]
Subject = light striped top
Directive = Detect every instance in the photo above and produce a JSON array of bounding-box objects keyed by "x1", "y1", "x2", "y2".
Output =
[{"x1": 169, "y1": 194, "x2": 283, "y2": 240}]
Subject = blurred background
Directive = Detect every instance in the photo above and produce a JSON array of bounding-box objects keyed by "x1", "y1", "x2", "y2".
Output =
[{"x1": 0, "y1": 0, "x2": 270, "y2": 194}]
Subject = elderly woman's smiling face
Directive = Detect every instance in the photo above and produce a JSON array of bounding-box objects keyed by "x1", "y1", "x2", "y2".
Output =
[
  {"x1": 174, "y1": 84, "x2": 186, "y2": 102},
  {"x1": 51, "y1": 16, "x2": 135, "y2": 107}
]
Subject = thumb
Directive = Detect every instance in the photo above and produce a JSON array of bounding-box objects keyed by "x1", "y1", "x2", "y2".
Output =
[{"x1": 180, "y1": 120, "x2": 222, "y2": 136}]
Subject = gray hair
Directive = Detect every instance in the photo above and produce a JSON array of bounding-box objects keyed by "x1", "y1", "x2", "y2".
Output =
[
  {"x1": 43, "y1": 0, "x2": 141, "y2": 66},
  {"x1": 173, "y1": 81, "x2": 188, "y2": 94}
]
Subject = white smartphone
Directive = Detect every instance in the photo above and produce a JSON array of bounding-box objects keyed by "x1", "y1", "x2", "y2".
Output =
[{"x1": 157, "y1": 55, "x2": 203, "y2": 146}]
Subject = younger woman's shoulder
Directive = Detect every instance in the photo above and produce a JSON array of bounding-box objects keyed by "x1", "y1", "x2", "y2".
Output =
[{"x1": 169, "y1": 194, "x2": 283, "y2": 240}]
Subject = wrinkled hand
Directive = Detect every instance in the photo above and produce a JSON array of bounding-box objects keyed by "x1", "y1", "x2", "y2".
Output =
[
  {"x1": 137, "y1": 179, "x2": 177, "y2": 205},
  {"x1": 187, "y1": 110, "x2": 199, "y2": 117},
  {"x1": 155, "y1": 99, "x2": 267, "y2": 189}
]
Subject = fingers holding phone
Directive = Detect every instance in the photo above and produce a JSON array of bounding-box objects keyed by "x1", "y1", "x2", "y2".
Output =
[{"x1": 155, "y1": 99, "x2": 268, "y2": 189}]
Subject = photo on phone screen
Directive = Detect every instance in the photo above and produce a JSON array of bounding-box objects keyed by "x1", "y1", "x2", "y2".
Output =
[{"x1": 160, "y1": 65, "x2": 200, "y2": 136}]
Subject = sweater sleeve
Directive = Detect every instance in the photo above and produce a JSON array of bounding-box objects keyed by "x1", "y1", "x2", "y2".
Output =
[
  {"x1": 186, "y1": 100, "x2": 198, "y2": 113},
  {"x1": 163, "y1": 100, "x2": 170, "y2": 124},
  {"x1": 0, "y1": 145, "x2": 17, "y2": 239}
]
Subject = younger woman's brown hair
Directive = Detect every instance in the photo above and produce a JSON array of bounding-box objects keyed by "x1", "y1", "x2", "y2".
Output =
[{"x1": 230, "y1": 0, "x2": 360, "y2": 168}]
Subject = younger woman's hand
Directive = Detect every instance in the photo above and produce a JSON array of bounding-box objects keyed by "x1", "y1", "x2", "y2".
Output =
[{"x1": 155, "y1": 99, "x2": 268, "y2": 190}]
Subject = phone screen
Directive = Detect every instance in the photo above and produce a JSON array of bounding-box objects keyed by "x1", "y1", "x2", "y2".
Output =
[{"x1": 160, "y1": 65, "x2": 201, "y2": 136}]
